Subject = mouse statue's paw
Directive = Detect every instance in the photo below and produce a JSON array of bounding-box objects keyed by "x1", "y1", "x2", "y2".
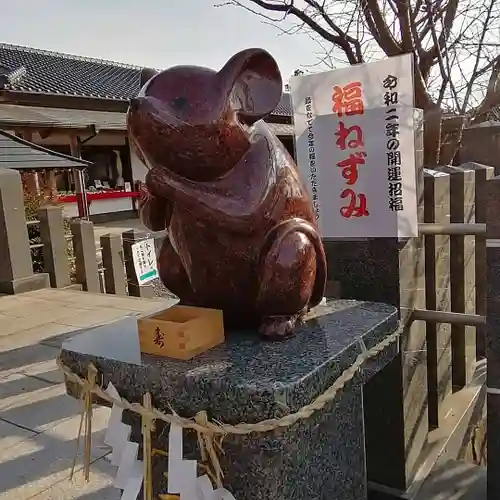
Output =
[{"x1": 259, "y1": 315, "x2": 298, "y2": 341}]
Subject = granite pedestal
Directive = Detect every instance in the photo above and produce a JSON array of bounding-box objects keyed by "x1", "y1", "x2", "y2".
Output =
[{"x1": 60, "y1": 300, "x2": 400, "y2": 500}]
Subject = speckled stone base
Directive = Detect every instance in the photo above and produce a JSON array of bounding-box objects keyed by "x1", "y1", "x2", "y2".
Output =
[{"x1": 60, "y1": 300, "x2": 400, "y2": 500}]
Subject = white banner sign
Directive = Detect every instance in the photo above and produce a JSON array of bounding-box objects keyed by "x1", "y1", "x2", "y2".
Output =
[
  {"x1": 131, "y1": 238, "x2": 158, "y2": 285},
  {"x1": 291, "y1": 54, "x2": 418, "y2": 238}
]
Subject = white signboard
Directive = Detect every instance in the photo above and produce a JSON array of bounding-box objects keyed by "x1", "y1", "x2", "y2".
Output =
[
  {"x1": 290, "y1": 54, "x2": 418, "y2": 238},
  {"x1": 131, "y1": 239, "x2": 158, "y2": 285}
]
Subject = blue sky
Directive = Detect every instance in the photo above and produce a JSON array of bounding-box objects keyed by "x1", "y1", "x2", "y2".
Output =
[{"x1": 1, "y1": 0, "x2": 318, "y2": 80}]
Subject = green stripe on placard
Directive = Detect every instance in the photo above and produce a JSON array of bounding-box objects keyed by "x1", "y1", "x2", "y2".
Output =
[{"x1": 140, "y1": 270, "x2": 157, "y2": 280}]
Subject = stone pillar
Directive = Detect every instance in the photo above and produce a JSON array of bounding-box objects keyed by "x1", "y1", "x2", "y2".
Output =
[
  {"x1": 122, "y1": 229, "x2": 154, "y2": 298},
  {"x1": 0, "y1": 169, "x2": 49, "y2": 294},
  {"x1": 101, "y1": 233, "x2": 127, "y2": 296},
  {"x1": 434, "y1": 165, "x2": 476, "y2": 390},
  {"x1": 323, "y1": 110, "x2": 426, "y2": 495},
  {"x1": 423, "y1": 169, "x2": 452, "y2": 429},
  {"x1": 485, "y1": 175, "x2": 500, "y2": 499},
  {"x1": 38, "y1": 205, "x2": 71, "y2": 288},
  {"x1": 71, "y1": 219, "x2": 100, "y2": 293},
  {"x1": 60, "y1": 300, "x2": 401, "y2": 500}
]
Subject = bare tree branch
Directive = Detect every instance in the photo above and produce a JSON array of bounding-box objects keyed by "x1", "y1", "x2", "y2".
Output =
[
  {"x1": 220, "y1": 0, "x2": 500, "y2": 163},
  {"x1": 219, "y1": 0, "x2": 363, "y2": 63}
]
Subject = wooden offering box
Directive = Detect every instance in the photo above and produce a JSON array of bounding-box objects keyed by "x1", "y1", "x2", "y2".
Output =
[{"x1": 137, "y1": 305, "x2": 224, "y2": 360}]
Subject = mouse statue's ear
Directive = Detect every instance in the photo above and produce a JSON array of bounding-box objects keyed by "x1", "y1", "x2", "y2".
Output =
[
  {"x1": 140, "y1": 67, "x2": 158, "y2": 88},
  {"x1": 218, "y1": 48, "x2": 283, "y2": 125}
]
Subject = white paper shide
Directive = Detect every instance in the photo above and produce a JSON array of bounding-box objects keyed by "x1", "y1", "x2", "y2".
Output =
[
  {"x1": 103, "y1": 383, "x2": 237, "y2": 500},
  {"x1": 104, "y1": 383, "x2": 143, "y2": 500},
  {"x1": 168, "y1": 424, "x2": 236, "y2": 500},
  {"x1": 290, "y1": 54, "x2": 418, "y2": 238},
  {"x1": 131, "y1": 238, "x2": 158, "y2": 285}
]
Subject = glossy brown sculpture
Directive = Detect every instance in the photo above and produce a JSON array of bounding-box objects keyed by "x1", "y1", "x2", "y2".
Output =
[{"x1": 127, "y1": 48, "x2": 327, "y2": 339}]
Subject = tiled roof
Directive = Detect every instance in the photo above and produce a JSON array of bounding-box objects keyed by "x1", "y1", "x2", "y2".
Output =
[
  {"x1": 0, "y1": 103, "x2": 295, "y2": 135},
  {"x1": 0, "y1": 103, "x2": 127, "y2": 130},
  {"x1": 0, "y1": 129, "x2": 92, "y2": 170},
  {"x1": 273, "y1": 93, "x2": 292, "y2": 117},
  {"x1": 0, "y1": 43, "x2": 292, "y2": 116},
  {"x1": 0, "y1": 43, "x2": 141, "y2": 99}
]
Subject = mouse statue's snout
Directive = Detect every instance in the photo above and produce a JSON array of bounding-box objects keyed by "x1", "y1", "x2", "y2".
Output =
[{"x1": 127, "y1": 48, "x2": 327, "y2": 340}]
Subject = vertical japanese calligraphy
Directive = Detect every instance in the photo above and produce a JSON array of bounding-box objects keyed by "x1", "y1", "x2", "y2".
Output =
[
  {"x1": 383, "y1": 75, "x2": 404, "y2": 212},
  {"x1": 153, "y1": 326, "x2": 165, "y2": 348},
  {"x1": 332, "y1": 82, "x2": 369, "y2": 218},
  {"x1": 304, "y1": 96, "x2": 320, "y2": 221},
  {"x1": 291, "y1": 53, "x2": 418, "y2": 237}
]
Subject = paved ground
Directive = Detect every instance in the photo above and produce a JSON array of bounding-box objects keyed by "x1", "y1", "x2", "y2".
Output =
[
  {"x1": 415, "y1": 459, "x2": 486, "y2": 500},
  {"x1": 0, "y1": 288, "x2": 171, "y2": 500},
  {"x1": 0, "y1": 287, "x2": 488, "y2": 499}
]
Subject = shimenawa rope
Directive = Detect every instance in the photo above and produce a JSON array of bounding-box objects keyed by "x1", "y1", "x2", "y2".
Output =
[{"x1": 57, "y1": 326, "x2": 400, "y2": 488}]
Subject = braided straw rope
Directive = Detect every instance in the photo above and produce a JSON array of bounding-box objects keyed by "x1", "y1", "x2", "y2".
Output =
[
  {"x1": 58, "y1": 327, "x2": 400, "y2": 487},
  {"x1": 57, "y1": 327, "x2": 400, "y2": 436}
]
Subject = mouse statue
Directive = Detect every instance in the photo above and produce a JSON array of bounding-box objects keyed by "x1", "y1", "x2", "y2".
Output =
[{"x1": 127, "y1": 48, "x2": 327, "y2": 340}]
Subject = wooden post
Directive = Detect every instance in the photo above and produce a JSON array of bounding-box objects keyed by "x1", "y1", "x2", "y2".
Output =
[
  {"x1": 435, "y1": 165, "x2": 476, "y2": 390},
  {"x1": 46, "y1": 169, "x2": 58, "y2": 197},
  {"x1": 17, "y1": 130, "x2": 40, "y2": 195},
  {"x1": 423, "y1": 169, "x2": 452, "y2": 429},
  {"x1": 486, "y1": 175, "x2": 500, "y2": 499},
  {"x1": 23, "y1": 171, "x2": 40, "y2": 195},
  {"x1": 142, "y1": 393, "x2": 155, "y2": 500},
  {"x1": 461, "y1": 162, "x2": 495, "y2": 360},
  {"x1": 69, "y1": 136, "x2": 90, "y2": 220}
]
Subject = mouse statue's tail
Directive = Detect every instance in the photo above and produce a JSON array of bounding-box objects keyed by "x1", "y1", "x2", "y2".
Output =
[{"x1": 256, "y1": 218, "x2": 327, "y2": 340}]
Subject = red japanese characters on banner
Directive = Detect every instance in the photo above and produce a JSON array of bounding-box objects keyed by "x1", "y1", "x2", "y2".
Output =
[{"x1": 332, "y1": 81, "x2": 369, "y2": 218}]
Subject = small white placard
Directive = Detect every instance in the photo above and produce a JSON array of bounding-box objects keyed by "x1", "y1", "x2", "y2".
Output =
[
  {"x1": 131, "y1": 238, "x2": 158, "y2": 285},
  {"x1": 124, "y1": 182, "x2": 132, "y2": 192}
]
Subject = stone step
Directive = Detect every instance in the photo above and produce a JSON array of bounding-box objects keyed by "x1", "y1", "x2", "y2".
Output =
[{"x1": 415, "y1": 459, "x2": 486, "y2": 500}]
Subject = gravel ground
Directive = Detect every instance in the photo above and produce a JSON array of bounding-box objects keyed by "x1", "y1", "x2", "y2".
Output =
[{"x1": 150, "y1": 277, "x2": 178, "y2": 299}]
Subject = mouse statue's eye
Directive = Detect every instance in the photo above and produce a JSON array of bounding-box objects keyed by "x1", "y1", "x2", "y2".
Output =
[{"x1": 171, "y1": 97, "x2": 188, "y2": 111}]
